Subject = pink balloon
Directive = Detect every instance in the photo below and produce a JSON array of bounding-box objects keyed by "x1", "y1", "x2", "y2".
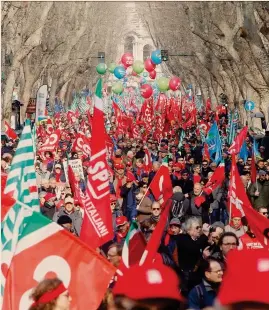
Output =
[
  {"x1": 149, "y1": 70, "x2": 156, "y2": 79},
  {"x1": 140, "y1": 84, "x2": 153, "y2": 99},
  {"x1": 169, "y1": 76, "x2": 181, "y2": 91},
  {"x1": 121, "y1": 53, "x2": 134, "y2": 67},
  {"x1": 144, "y1": 58, "x2": 156, "y2": 72}
]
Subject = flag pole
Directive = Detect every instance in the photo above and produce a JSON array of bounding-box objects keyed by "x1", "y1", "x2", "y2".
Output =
[{"x1": 136, "y1": 186, "x2": 151, "y2": 210}]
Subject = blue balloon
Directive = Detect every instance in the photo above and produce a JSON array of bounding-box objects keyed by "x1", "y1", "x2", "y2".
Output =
[
  {"x1": 114, "y1": 66, "x2": 126, "y2": 79},
  {"x1": 151, "y1": 49, "x2": 162, "y2": 65}
]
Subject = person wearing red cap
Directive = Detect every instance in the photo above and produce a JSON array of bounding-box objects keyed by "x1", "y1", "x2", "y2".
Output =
[
  {"x1": 114, "y1": 216, "x2": 129, "y2": 244},
  {"x1": 113, "y1": 163, "x2": 127, "y2": 206},
  {"x1": 29, "y1": 278, "x2": 71, "y2": 310},
  {"x1": 108, "y1": 263, "x2": 185, "y2": 310},
  {"x1": 216, "y1": 249, "x2": 269, "y2": 310},
  {"x1": 110, "y1": 194, "x2": 122, "y2": 231},
  {"x1": 224, "y1": 208, "x2": 247, "y2": 238}
]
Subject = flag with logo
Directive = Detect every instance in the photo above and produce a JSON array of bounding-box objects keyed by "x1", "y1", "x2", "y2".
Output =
[
  {"x1": 80, "y1": 79, "x2": 114, "y2": 249},
  {"x1": 239, "y1": 141, "x2": 248, "y2": 163},
  {"x1": 229, "y1": 126, "x2": 248, "y2": 155},
  {"x1": 205, "y1": 122, "x2": 222, "y2": 164},
  {"x1": 2, "y1": 120, "x2": 39, "y2": 305},
  {"x1": 4, "y1": 121, "x2": 18, "y2": 140},
  {"x1": 229, "y1": 155, "x2": 269, "y2": 249},
  {"x1": 227, "y1": 109, "x2": 239, "y2": 145},
  {"x1": 2, "y1": 211, "x2": 116, "y2": 310}
]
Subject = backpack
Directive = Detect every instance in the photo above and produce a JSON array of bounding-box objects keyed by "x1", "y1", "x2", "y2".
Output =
[
  {"x1": 171, "y1": 192, "x2": 186, "y2": 220},
  {"x1": 195, "y1": 284, "x2": 205, "y2": 309}
]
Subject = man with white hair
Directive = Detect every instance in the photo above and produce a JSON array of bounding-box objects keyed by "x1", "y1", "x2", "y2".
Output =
[
  {"x1": 175, "y1": 216, "x2": 208, "y2": 297},
  {"x1": 148, "y1": 161, "x2": 161, "y2": 184}
]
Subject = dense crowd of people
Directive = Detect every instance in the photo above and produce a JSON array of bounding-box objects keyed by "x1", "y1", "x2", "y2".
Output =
[{"x1": 2, "y1": 107, "x2": 269, "y2": 310}]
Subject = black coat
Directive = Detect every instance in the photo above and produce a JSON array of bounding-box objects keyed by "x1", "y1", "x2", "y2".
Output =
[{"x1": 175, "y1": 233, "x2": 208, "y2": 271}]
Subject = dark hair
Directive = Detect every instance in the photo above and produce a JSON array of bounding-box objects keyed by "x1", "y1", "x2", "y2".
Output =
[
  {"x1": 218, "y1": 232, "x2": 239, "y2": 246},
  {"x1": 200, "y1": 257, "x2": 223, "y2": 274},
  {"x1": 108, "y1": 243, "x2": 123, "y2": 256},
  {"x1": 113, "y1": 296, "x2": 183, "y2": 310}
]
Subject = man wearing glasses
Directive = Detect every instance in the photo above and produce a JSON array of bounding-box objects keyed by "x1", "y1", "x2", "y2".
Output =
[
  {"x1": 175, "y1": 217, "x2": 208, "y2": 297},
  {"x1": 188, "y1": 258, "x2": 224, "y2": 309},
  {"x1": 257, "y1": 206, "x2": 269, "y2": 218}
]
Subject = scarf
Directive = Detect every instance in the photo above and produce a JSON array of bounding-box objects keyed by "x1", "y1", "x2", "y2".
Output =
[
  {"x1": 115, "y1": 176, "x2": 124, "y2": 199},
  {"x1": 55, "y1": 171, "x2": 61, "y2": 182}
]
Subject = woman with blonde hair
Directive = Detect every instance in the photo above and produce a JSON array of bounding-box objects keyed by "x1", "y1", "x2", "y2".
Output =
[{"x1": 29, "y1": 278, "x2": 71, "y2": 310}]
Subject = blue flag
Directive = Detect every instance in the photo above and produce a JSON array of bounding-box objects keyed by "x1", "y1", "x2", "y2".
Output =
[
  {"x1": 205, "y1": 122, "x2": 222, "y2": 164},
  {"x1": 253, "y1": 139, "x2": 260, "y2": 157},
  {"x1": 239, "y1": 141, "x2": 248, "y2": 163}
]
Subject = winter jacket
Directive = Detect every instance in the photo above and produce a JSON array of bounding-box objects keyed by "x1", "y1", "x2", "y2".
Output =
[
  {"x1": 247, "y1": 179, "x2": 269, "y2": 208},
  {"x1": 188, "y1": 279, "x2": 218, "y2": 309},
  {"x1": 53, "y1": 207, "x2": 82, "y2": 236},
  {"x1": 224, "y1": 224, "x2": 247, "y2": 238},
  {"x1": 41, "y1": 202, "x2": 57, "y2": 220},
  {"x1": 120, "y1": 184, "x2": 137, "y2": 222}
]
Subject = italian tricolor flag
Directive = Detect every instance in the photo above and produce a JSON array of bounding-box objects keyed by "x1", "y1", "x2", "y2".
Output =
[{"x1": 121, "y1": 221, "x2": 146, "y2": 268}]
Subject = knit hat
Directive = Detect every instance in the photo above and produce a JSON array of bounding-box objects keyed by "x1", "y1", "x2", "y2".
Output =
[
  {"x1": 211, "y1": 221, "x2": 225, "y2": 230},
  {"x1": 169, "y1": 218, "x2": 181, "y2": 226},
  {"x1": 231, "y1": 207, "x2": 242, "y2": 218},
  {"x1": 114, "y1": 163, "x2": 125, "y2": 170},
  {"x1": 113, "y1": 263, "x2": 184, "y2": 302},
  {"x1": 57, "y1": 215, "x2": 72, "y2": 225}
]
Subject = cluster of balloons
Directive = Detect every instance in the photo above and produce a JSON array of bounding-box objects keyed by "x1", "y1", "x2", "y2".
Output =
[{"x1": 96, "y1": 49, "x2": 181, "y2": 97}]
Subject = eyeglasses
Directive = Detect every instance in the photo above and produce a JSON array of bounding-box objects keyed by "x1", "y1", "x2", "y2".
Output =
[
  {"x1": 209, "y1": 269, "x2": 223, "y2": 274},
  {"x1": 152, "y1": 208, "x2": 160, "y2": 211},
  {"x1": 195, "y1": 226, "x2": 202, "y2": 230},
  {"x1": 222, "y1": 243, "x2": 237, "y2": 246}
]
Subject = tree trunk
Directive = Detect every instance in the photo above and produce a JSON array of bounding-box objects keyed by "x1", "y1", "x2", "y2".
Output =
[
  {"x1": 49, "y1": 76, "x2": 58, "y2": 111},
  {"x1": 2, "y1": 69, "x2": 16, "y2": 122}
]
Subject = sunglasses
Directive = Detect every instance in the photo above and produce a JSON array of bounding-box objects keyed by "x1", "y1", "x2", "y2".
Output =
[
  {"x1": 195, "y1": 226, "x2": 202, "y2": 230},
  {"x1": 152, "y1": 208, "x2": 160, "y2": 211},
  {"x1": 261, "y1": 212, "x2": 268, "y2": 215},
  {"x1": 110, "y1": 202, "x2": 116, "y2": 206}
]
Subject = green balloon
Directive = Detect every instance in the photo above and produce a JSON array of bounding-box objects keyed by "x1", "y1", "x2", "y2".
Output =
[
  {"x1": 96, "y1": 63, "x2": 107, "y2": 75},
  {"x1": 112, "y1": 81, "x2": 123, "y2": 94},
  {"x1": 157, "y1": 77, "x2": 169, "y2": 92},
  {"x1": 133, "y1": 60, "x2": 144, "y2": 74},
  {"x1": 108, "y1": 63, "x2": 117, "y2": 73}
]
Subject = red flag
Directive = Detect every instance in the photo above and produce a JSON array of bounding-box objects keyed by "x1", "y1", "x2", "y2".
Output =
[
  {"x1": 126, "y1": 170, "x2": 136, "y2": 182},
  {"x1": 112, "y1": 101, "x2": 121, "y2": 119},
  {"x1": 139, "y1": 199, "x2": 172, "y2": 266},
  {"x1": 1, "y1": 173, "x2": 16, "y2": 220},
  {"x1": 72, "y1": 132, "x2": 91, "y2": 157},
  {"x1": 2, "y1": 212, "x2": 116, "y2": 310},
  {"x1": 46, "y1": 119, "x2": 54, "y2": 135},
  {"x1": 251, "y1": 151, "x2": 257, "y2": 184},
  {"x1": 229, "y1": 126, "x2": 248, "y2": 154},
  {"x1": 80, "y1": 81, "x2": 114, "y2": 248},
  {"x1": 144, "y1": 148, "x2": 152, "y2": 172},
  {"x1": 38, "y1": 129, "x2": 61, "y2": 153},
  {"x1": 4, "y1": 121, "x2": 18, "y2": 140},
  {"x1": 229, "y1": 155, "x2": 269, "y2": 249},
  {"x1": 203, "y1": 143, "x2": 210, "y2": 161},
  {"x1": 68, "y1": 165, "x2": 84, "y2": 206},
  {"x1": 202, "y1": 163, "x2": 225, "y2": 196},
  {"x1": 149, "y1": 166, "x2": 173, "y2": 205}
]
